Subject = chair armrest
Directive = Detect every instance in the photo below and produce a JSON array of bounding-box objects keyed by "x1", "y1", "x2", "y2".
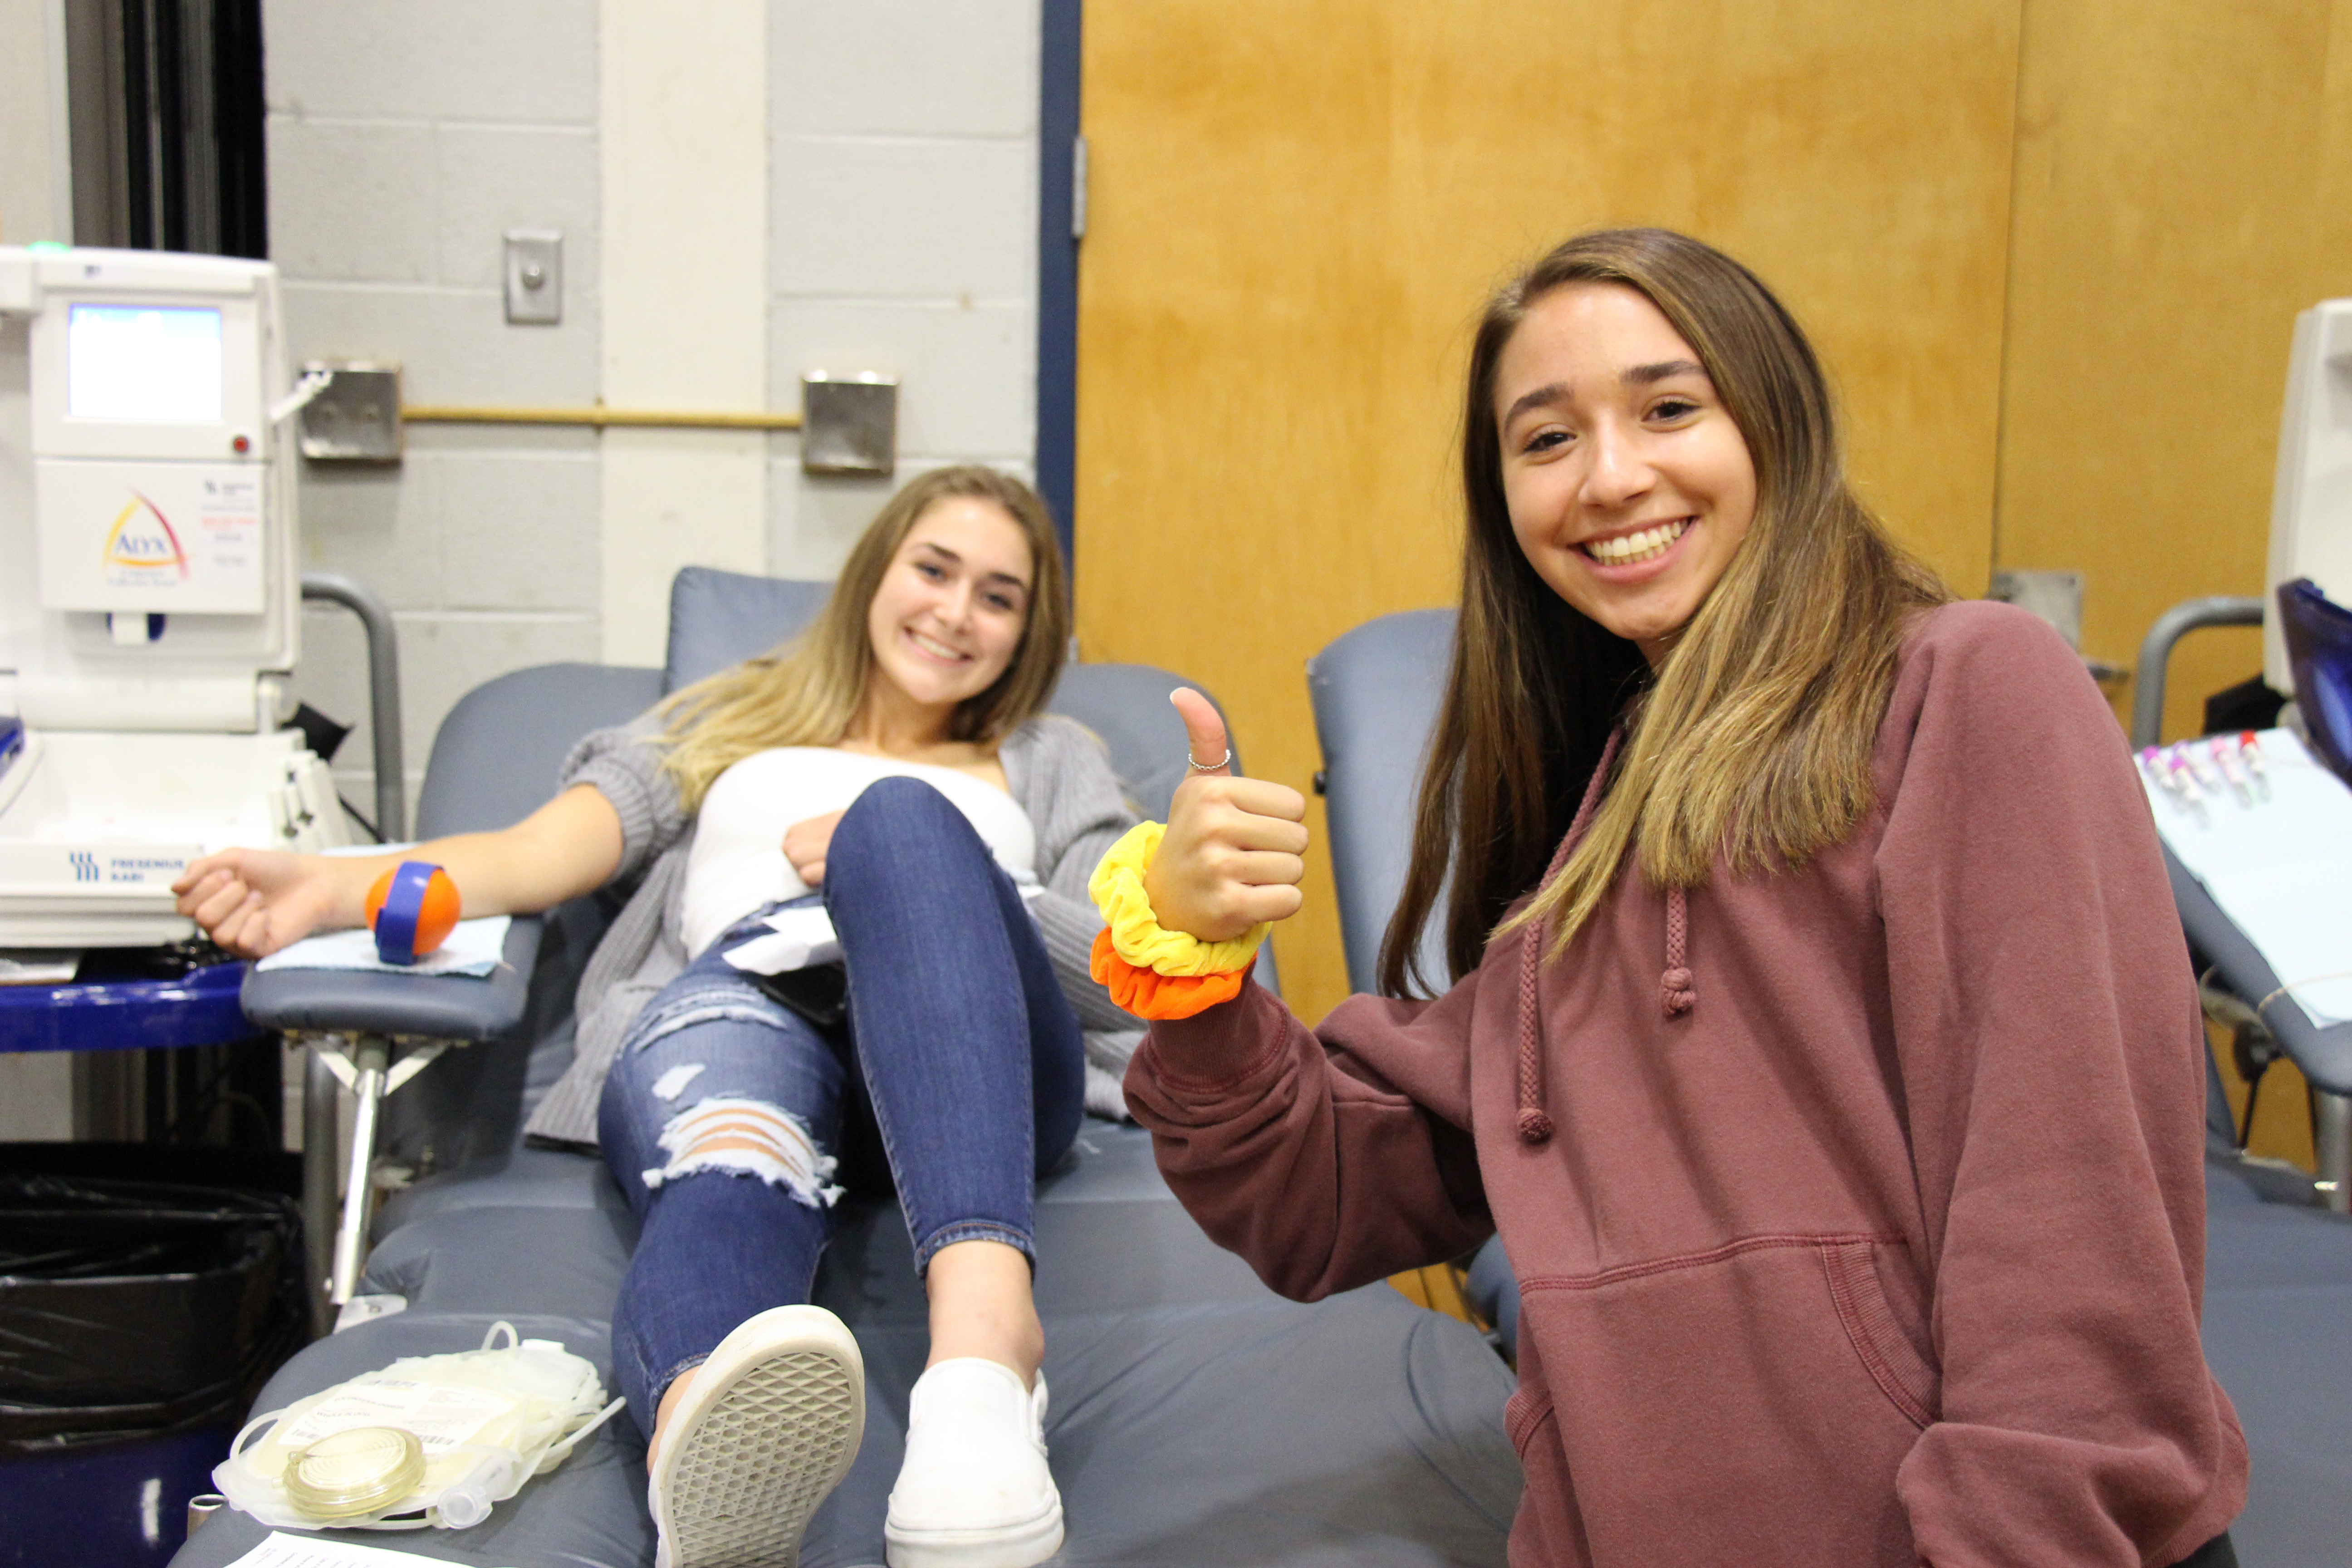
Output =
[
  {"x1": 239, "y1": 917, "x2": 544, "y2": 1040},
  {"x1": 2166, "y1": 844, "x2": 2352, "y2": 1095}
]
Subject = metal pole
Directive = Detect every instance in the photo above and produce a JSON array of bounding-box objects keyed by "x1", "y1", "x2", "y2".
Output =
[
  {"x1": 301, "y1": 1047, "x2": 338, "y2": 1337},
  {"x1": 329, "y1": 1036, "x2": 389, "y2": 1306},
  {"x1": 2130, "y1": 596, "x2": 2264, "y2": 749},
  {"x1": 2315, "y1": 1088, "x2": 2352, "y2": 1215},
  {"x1": 299, "y1": 572, "x2": 406, "y2": 841}
]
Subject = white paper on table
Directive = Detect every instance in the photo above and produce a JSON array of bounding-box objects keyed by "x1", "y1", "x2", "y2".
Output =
[
  {"x1": 2142, "y1": 729, "x2": 2352, "y2": 1028},
  {"x1": 719, "y1": 873, "x2": 1046, "y2": 978},
  {"x1": 253, "y1": 915, "x2": 512, "y2": 979},
  {"x1": 225, "y1": 1531, "x2": 514, "y2": 1568}
]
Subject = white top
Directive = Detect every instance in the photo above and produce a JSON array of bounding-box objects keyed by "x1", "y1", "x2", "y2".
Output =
[{"x1": 680, "y1": 746, "x2": 1037, "y2": 958}]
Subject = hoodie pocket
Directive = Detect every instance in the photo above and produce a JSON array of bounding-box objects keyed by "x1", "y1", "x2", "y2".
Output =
[
  {"x1": 1818, "y1": 1237, "x2": 1939, "y2": 1428},
  {"x1": 1511, "y1": 1233, "x2": 1934, "y2": 1567}
]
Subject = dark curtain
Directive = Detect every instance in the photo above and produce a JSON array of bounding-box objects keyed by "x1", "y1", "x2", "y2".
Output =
[{"x1": 66, "y1": 0, "x2": 267, "y2": 259}]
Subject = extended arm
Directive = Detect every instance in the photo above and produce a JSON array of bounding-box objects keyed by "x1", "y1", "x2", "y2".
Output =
[
  {"x1": 1129, "y1": 974, "x2": 1494, "y2": 1300},
  {"x1": 172, "y1": 784, "x2": 624, "y2": 958},
  {"x1": 1124, "y1": 689, "x2": 1490, "y2": 1296}
]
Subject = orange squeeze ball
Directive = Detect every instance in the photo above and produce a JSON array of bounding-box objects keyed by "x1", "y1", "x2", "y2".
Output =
[{"x1": 364, "y1": 861, "x2": 461, "y2": 965}]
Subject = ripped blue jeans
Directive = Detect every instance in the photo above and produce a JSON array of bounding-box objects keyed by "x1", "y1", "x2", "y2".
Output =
[{"x1": 597, "y1": 777, "x2": 1086, "y2": 1437}]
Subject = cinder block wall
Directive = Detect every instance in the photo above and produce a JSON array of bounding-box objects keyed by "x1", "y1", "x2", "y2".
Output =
[
  {"x1": 269, "y1": 1, "x2": 1043, "y2": 825},
  {"x1": 766, "y1": 1, "x2": 1041, "y2": 579}
]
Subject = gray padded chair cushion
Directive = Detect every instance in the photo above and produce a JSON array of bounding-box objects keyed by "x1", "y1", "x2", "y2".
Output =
[
  {"x1": 377, "y1": 1145, "x2": 634, "y2": 1229},
  {"x1": 172, "y1": 1125, "x2": 1520, "y2": 1568},
  {"x1": 1306, "y1": 608, "x2": 1455, "y2": 995},
  {"x1": 418, "y1": 665, "x2": 666, "y2": 839},
  {"x1": 663, "y1": 567, "x2": 833, "y2": 695}
]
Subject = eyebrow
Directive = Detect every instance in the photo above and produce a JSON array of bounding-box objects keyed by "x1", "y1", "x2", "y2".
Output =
[
  {"x1": 1624, "y1": 358, "x2": 1704, "y2": 387},
  {"x1": 1499, "y1": 359, "x2": 1709, "y2": 430},
  {"x1": 912, "y1": 539, "x2": 1030, "y2": 595}
]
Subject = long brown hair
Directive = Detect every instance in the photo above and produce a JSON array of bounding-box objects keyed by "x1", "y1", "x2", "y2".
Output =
[
  {"x1": 656, "y1": 466, "x2": 1070, "y2": 813},
  {"x1": 1379, "y1": 229, "x2": 1947, "y2": 996}
]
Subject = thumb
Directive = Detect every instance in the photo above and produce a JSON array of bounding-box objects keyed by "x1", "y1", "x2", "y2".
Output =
[{"x1": 1169, "y1": 688, "x2": 1232, "y2": 778}]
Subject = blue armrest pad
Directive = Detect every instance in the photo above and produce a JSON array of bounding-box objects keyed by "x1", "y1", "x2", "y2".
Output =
[
  {"x1": 2166, "y1": 843, "x2": 2352, "y2": 1094},
  {"x1": 239, "y1": 917, "x2": 543, "y2": 1039}
]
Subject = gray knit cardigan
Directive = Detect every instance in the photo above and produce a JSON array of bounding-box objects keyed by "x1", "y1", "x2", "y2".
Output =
[{"x1": 523, "y1": 710, "x2": 1146, "y2": 1147}]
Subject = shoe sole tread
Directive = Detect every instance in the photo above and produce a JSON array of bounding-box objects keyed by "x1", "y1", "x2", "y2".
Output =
[{"x1": 666, "y1": 1346, "x2": 862, "y2": 1568}]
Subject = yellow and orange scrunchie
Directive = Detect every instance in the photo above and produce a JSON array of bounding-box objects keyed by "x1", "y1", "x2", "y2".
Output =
[{"x1": 1086, "y1": 821, "x2": 1267, "y2": 1020}]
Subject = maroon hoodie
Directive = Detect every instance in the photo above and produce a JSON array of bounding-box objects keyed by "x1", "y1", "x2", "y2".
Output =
[{"x1": 1126, "y1": 602, "x2": 2245, "y2": 1566}]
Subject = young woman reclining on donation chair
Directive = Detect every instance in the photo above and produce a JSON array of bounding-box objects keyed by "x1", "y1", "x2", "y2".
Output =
[
  {"x1": 175, "y1": 465, "x2": 1145, "y2": 1568},
  {"x1": 1110, "y1": 229, "x2": 2248, "y2": 1567}
]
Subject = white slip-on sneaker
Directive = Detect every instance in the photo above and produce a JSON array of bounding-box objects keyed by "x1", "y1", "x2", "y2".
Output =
[
  {"x1": 647, "y1": 1304, "x2": 866, "y2": 1568},
  {"x1": 883, "y1": 1358, "x2": 1063, "y2": 1568}
]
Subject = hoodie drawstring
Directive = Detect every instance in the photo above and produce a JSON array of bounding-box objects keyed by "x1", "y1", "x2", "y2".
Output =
[
  {"x1": 1661, "y1": 885, "x2": 1696, "y2": 1016},
  {"x1": 1514, "y1": 727, "x2": 1697, "y2": 1146}
]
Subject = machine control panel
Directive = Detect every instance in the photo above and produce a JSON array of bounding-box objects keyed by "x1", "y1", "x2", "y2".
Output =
[{"x1": 11, "y1": 249, "x2": 276, "y2": 620}]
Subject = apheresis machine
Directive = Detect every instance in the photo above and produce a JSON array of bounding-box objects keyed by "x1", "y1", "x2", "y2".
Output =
[
  {"x1": 2268, "y1": 298, "x2": 2352, "y2": 696},
  {"x1": 0, "y1": 246, "x2": 348, "y2": 952}
]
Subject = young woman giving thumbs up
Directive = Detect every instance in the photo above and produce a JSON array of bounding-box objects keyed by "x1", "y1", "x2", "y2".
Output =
[{"x1": 1107, "y1": 229, "x2": 2245, "y2": 1568}]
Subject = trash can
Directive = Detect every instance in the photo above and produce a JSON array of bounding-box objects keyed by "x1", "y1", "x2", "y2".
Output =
[{"x1": 0, "y1": 1150, "x2": 304, "y2": 1568}]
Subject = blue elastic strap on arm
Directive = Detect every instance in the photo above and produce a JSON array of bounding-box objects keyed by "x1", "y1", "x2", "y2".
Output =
[{"x1": 372, "y1": 860, "x2": 440, "y2": 965}]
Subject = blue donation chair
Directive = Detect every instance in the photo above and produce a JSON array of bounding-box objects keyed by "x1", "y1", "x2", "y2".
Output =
[{"x1": 171, "y1": 568, "x2": 1518, "y2": 1568}]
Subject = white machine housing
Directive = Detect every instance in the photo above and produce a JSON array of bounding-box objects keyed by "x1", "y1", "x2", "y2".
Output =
[
  {"x1": 0, "y1": 246, "x2": 348, "y2": 947},
  {"x1": 2265, "y1": 298, "x2": 2352, "y2": 694}
]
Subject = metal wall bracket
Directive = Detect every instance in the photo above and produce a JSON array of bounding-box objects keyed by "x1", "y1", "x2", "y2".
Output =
[
  {"x1": 1989, "y1": 568, "x2": 2084, "y2": 650},
  {"x1": 297, "y1": 362, "x2": 404, "y2": 462},
  {"x1": 801, "y1": 372, "x2": 898, "y2": 476}
]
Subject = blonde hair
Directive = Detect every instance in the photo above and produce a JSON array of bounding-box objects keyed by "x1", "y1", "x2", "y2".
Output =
[
  {"x1": 654, "y1": 466, "x2": 1070, "y2": 815},
  {"x1": 1383, "y1": 229, "x2": 1947, "y2": 993}
]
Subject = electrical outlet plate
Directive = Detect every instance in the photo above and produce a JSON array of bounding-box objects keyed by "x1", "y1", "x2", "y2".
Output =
[
  {"x1": 801, "y1": 372, "x2": 898, "y2": 477},
  {"x1": 504, "y1": 229, "x2": 562, "y2": 324},
  {"x1": 297, "y1": 362, "x2": 404, "y2": 462}
]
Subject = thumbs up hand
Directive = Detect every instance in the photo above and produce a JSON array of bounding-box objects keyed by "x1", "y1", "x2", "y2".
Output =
[{"x1": 1142, "y1": 689, "x2": 1310, "y2": 943}]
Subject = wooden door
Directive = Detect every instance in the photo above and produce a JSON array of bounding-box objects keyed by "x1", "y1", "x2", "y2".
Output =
[{"x1": 1074, "y1": 2, "x2": 2022, "y2": 1022}]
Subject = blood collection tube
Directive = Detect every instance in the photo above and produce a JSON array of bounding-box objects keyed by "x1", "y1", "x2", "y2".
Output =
[
  {"x1": 2238, "y1": 731, "x2": 2273, "y2": 798},
  {"x1": 2140, "y1": 747, "x2": 2193, "y2": 816},
  {"x1": 2206, "y1": 736, "x2": 2254, "y2": 806},
  {"x1": 2165, "y1": 750, "x2": 2211, "y2": 824}
]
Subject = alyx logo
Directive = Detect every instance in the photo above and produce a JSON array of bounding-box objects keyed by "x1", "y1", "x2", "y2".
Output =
[
  {"x1": 69, "y1": 852, "x2": 99, "y2": 883},
  {"x1": 102, "y1": 491, "x2": 190, "y2": 580}
]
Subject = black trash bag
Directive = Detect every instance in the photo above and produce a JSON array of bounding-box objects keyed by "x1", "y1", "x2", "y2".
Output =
[{"x1": 0, "y1": 1175, "x2": 305, "y2": 1454}]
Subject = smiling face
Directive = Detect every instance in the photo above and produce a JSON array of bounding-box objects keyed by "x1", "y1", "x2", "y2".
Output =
[
  {"x1": 863, "y1": 495, "x2": 1035, "y2": 721},
  {"x1": 1493, "y1": 282, "x2": 1758, "y2": 664}
]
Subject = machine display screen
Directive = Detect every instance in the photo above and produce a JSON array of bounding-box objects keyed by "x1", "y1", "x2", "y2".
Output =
[{"x1": 65, "y1": 304, "x2": 224, "y2": 423}]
